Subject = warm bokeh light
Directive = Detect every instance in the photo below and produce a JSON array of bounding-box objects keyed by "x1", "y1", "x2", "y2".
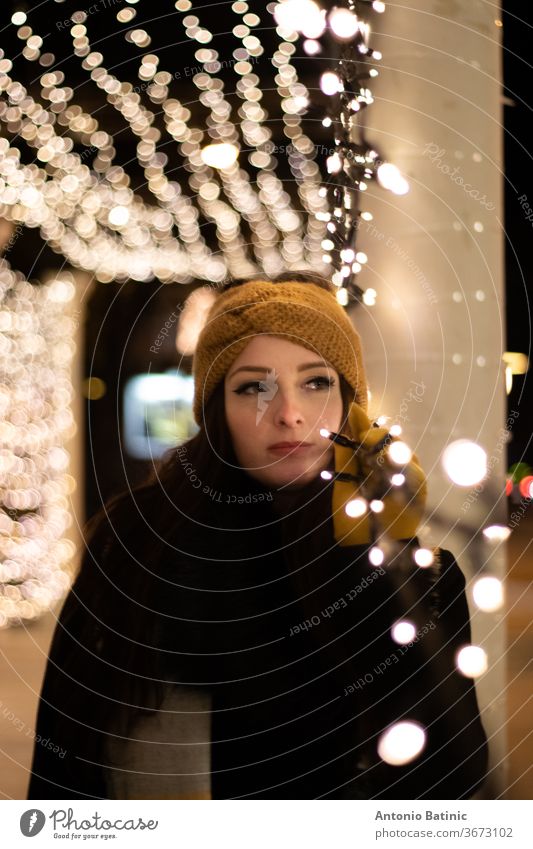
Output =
[
  {"x1": 345, "y1": 497, "x2": 367, "y2": 518},
  {"x1": 456, "y1": 644, "x2": 488, "y2": 677},
  {"x1": 0, "y1": 264, "x2": 77, "y2": 627},
  {"x1": 442, "y1": 440, "x2": 488, "y2": 486},
  {"x1": 472, "y1": 576, "x2": 504, "y2": 612},
  {"x1": 377, "y1": 721, "x2": 426, "y2": 765},
  {"x1": 377, "y1": 162, "x2": 409, "y2": 195},
  {"x1": 391, "y1": 620, "x2": 416, "y2": 644},
  {"x1": 414, "y1": 548, "x2": 434, "y2": 568}
]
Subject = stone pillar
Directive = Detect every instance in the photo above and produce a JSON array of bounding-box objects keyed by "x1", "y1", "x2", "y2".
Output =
[{"x1": 351, "y1": 1, "x2": 505, "y2": 797}]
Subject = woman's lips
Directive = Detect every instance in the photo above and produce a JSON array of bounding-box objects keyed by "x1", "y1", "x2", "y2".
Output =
[{"x1": 267, "y1": 442, "x2": 313, "y2": 455}]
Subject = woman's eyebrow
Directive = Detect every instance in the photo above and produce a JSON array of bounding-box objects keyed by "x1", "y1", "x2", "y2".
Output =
[{"x1": 228, "y1": 361, "x2": 332, "y2": 379}]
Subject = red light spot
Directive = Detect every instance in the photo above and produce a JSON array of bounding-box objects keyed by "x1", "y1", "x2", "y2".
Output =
[{"x1": 518, "y1": 476, "x2": 533, "y2": 500}]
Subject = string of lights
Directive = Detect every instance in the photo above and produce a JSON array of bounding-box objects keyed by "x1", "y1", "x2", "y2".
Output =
[
  {"x1": 315, "y1": 418, "x2": 504, "y2": 765},
  {"x1": 0, "y1": 0, "x2": 412, "y2": 306}
]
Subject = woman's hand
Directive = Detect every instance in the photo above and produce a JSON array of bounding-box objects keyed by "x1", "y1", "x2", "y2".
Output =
[{"x1": 328, "y1": 402, "x2": 427, "y2": 546}]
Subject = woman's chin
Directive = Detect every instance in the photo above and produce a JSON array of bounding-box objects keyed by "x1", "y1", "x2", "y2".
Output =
[{"x1": 260, "y1": 465, "x2": 322, "y2": 491}]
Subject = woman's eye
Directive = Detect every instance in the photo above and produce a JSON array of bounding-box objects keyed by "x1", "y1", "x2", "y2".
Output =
[
  {"x1": 234, "y1": 381, "x2": 265, "y2": 395},
  {"x1": 307, "y1": 376, "x2": 335, "y2": 390},
  {"x1": 233, "y1": 376, "x2": 335, "y2": 395}
]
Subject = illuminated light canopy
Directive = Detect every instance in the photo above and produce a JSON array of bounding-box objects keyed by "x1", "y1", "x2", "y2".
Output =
[
  {"x1": 0, "y1": 2, "x2": 400, "y2": 309},
  {"x1": 200, "y1": 142, "x2": 239, "y2": 169},
  {"x1": 274, "y1": 0, "x2": 324, "y2": 32},
  {"x1": 377, "y1": 721, "x2": 426, "y2": 765},
  {"x1": 456, "y1": 645, "x2": 488, "y2": 678},
  {"x1": 108, "y1": 205, "x2": 130, "y2": 226},
  {"x1": 472, "y1": 576, "x2": 504, "y2": 612},
  {"x1": 442, "y1": 440, "x2": 488, "y2": 486}
]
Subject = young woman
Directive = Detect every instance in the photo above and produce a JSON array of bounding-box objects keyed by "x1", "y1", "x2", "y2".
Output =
[{"x1": 28, "y1": 272, "x2": 489, "y2": 799}]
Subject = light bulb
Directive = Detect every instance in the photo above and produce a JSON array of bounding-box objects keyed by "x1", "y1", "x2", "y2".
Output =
[
  {"x1": 369, "y1": 546, "x2": 384, "y2": 566},
  {"x1": 414, "y1": 548, "x2": 434, "y2": 568},
  {"x1": 320, "y1": 71, "x2": 341, "y2": 95},
  {"x1": 472, "y1": 576, "x2": 504, "y2": 612},
  {"x1": 377, "y1": 162, "x2": 410, "y2": 195},
  {"x1": 391, "y1": 620, "x2": 416, "y2": 644},
  {"x1": 377, "y1": 721, "x2": 426, "y2": 766},
  {"x1": 345, "y1": 497, "x2": 367, "y2": 518},
  {"x1": 482, "y1": 525, "x2": 511, "y2": 542},
  {"x1": 388, "y1": 441, "x2": 413, "y2": 465},
  {"x1": 456, "y1": 645, "x2": 488, "y2": 678},
  {"x1": 200, "y1": 143, "x2": 239, "y2": 169},
  {"x1": 303, "y1": 39, "x2": 321, "y2": 55},
  {"x1": 108, "y1": 205, "x2": 130, "y2": 226},
  {"x1": 326, "y1": 153, "x2": 342, "y2": 173},
  {"x1": 329, "y1": 8, "x2": 359, "y2": 40},
  {"x1": 442, "y1": 440, "x2": 487, "y2": 486},
  {"x1": 336, "y1": 287, "x2": 349, "y2": 306}
]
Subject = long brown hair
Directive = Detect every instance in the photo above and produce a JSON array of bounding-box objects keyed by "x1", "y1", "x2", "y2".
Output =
[{"x1": 37, "y1": 271, "x2": 360, "y2": 793}]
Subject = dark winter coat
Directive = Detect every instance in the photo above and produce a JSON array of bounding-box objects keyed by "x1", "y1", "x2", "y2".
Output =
[{"x1": 27, "y1": 475, "x2": 488, "y2": 799}]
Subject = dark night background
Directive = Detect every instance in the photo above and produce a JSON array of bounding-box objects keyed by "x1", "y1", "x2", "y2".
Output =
[{"x1": 1, "y1": 1, "x2": 531, "y2": 521}]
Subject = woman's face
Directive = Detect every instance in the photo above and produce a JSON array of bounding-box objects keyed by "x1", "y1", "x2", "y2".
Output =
[{"x1": 224, "y1": 335, "x2": 344, "y2": 489}]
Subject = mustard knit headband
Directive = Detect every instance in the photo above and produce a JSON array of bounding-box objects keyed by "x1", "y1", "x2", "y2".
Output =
[{"x1": 191, "y1": 280, "x2": 367, "y2": 426}]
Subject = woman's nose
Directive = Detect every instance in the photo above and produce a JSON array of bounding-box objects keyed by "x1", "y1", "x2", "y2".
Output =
[{"x1": 271, "y1": 391, "x2": 304, "y2": 427}]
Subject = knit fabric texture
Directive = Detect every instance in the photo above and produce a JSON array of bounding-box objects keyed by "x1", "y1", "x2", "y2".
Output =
[{"x1": 191, "y1": 280, "x2": 367, "y2": 425}]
